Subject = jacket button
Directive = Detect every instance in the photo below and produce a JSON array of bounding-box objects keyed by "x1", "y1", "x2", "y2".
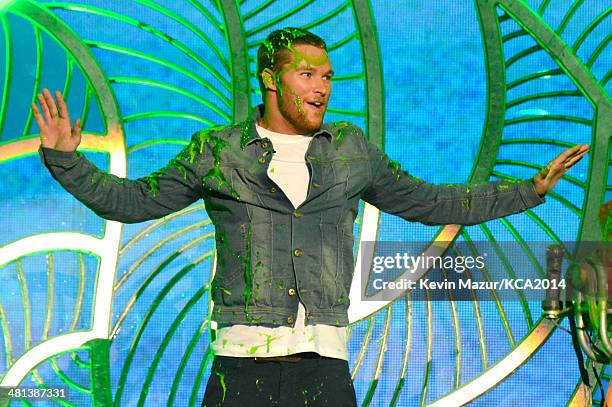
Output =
[
  {"x1": 287, "y1": 316, "x2": 294, "y2": 324},
  {"x1": 269, "y1": 187, "x2": 277, "y2": 193},
  {"x1": 258, "y1": 156, "x2": 266, "y2": 164},
  {"x1": 293, "y1": 211, "x2": 301, "y2": 218},
  {"x1": 293, "y1": 248, "x2": 302, "y2": 257},
  {"x1": 288, "y1": 288, "x2": 296, "y2": 296},
  {"x1": 261, "y1": 141, "x2": 269, "y2": 149},
  {"x1": 312, "y1": 182, "x2": 321, "y2": 188}
]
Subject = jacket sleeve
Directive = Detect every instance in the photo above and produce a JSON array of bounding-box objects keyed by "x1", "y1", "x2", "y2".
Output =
[
  {"x1": 39, "y1": 132, "x2": 206, "y2": 224},
  {"x1": 360, "y1": 139, "x2": 545, "y2": 226}
]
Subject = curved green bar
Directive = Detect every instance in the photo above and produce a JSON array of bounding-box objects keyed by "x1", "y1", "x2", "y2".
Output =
[
  {"x1": 428, "y1": 318, "x2": 559, "y2": 406},
  {"x1": 188, "y1": 346, "x2": 214, "y2": 407},
  {"x1": 126, "y1": 138, "x2": 191, "y2": 154},
  {"x1": 571, "y1": 8, "x2": 612, "y2": 52},
  {"x1": 78, "y1": 84, "x2": 92, "y2": 130},
  {"x1": 167, "y1": 319, "x2": 208, "y2": 406},
  {"x1": 118, "y1": 204, "x2": 207, "y2": 257},
  {"x1": 61, "y1": 58, "x2": 74, "y2": 107},
  {"x1": 113, "y1": 249, "x2": 213, "y2": 406},
  {"x1": 505, "y1": 90, "x2": 582, "y2": 108},
  {"x1": 326, "y1": 108, "x2": 366, "y2": 117},
  {"x1": 135, "y1": 0, "x2": 229, "y2": 72},
  {"x1": 22, "y1": 26, "x2": 42, "y2": 138},
  {"x1": 419, "y1": 291, "x2": 433, "y2": 406},
  {"x1": 505, "y1": 45, "x2": 543, "y2": 68},
  {"x1": 463, "y1": 230, "x2": 515, "y2": 348},
  {"x1": 506, "y1": 68, "x2": 563, "y2": 90},
  {"x1": 0, "y1": 17, "x2": 11, "y2": 140},
  {"x1": 122, "y1": 111, "x2": 217, "y2": 127},
  {"x1": 555, "y1": 0, "x2": 583, "y2": 36},
  {"x1": 470, "y1": 2, "x2": 506, "y2": 184},
  {"x1": 246, "y1": 1, "x2": 315, "y2": 36},
  {"x1": 0, "y1": 304, "x2": 12, "y2": 373},
  {"x1": 585, "y1": 33, "x2": 612, "y2": 68},
  {"x1": 138, "y1": 286, "x2": 208, "y2": 405},
  {"x1": 504, "y1": 115, "x2": 591, "y2": 126},
  {"x1": 497, "y1": 0, "x2": 611, "y2": 245},
  {"x1": 186, "y1": 0, "x2": 224, "y2": 34},
  {"x1": 498, "y1": 218, "x2": 545, "y2": 278},
  {"x1": 218, "y1": 0, "x2": 251, "y2": 122},
  {"x1": 44, "y1": 2, "x2": 231, "y2": 91},
  {"x1": 50, "y1": 358, "x2": 90, "y2": 394},
  {"x1": 302, "y1": 1, "x2": 351, "y2": 31},
  {"x1": 108, "y1": 77, "x2": 230, "y2": 121},
  {"x1": 480, "y1": 224, "x2": 534, "y2": 329},
  {"x1": 500, "y1": 138, "x2": 576, "y2": 149},
  {"x1": 86, "y1": 40, "x2": 231, "y2": 107},
  {"x1": 536, "y1": 0, "x2": 552, "y2": 16},
  {"x1": 243, "y1": 0, "x2": 275, "y2": 22},
  {"x1": 327, "y1": 31, "x2": 358, "y2": 52},
  {"x1": 13, "y1": 1, "x2": 125, "y2": 132},
  {"x1": 351, "y1": 0, "x2": 385, "y2": 148},
  {"x1": 112, "y1": 230, "x2": 212, "y2": 334},
  {"x1": 8, "y1": 1, "x2": 128, "y2": 403},
  {"x1": 495, "y1": 158, "x2": 585, "y2": 187}
]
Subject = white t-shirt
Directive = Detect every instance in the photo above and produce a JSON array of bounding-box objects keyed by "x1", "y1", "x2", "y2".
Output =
[{"x1": 210, "y1": 124, "x2": 349, "y2": 360}]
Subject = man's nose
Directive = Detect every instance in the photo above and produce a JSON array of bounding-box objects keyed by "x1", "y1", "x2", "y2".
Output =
[{"x1": 312, "y1": 78, "x2": 329, "y2": 96}]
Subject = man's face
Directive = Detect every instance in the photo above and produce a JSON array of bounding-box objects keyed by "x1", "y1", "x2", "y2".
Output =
[{"x1": 267, "y1": 44, "x2": 333, "y2": 134}]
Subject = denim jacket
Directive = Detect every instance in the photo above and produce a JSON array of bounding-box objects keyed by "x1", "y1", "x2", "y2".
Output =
[{"x1": 40, "y1": 107, "x2": 545, "y2": 327}]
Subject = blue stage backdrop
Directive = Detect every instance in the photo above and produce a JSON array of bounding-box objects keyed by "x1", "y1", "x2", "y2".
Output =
[{"x1": 0, "y1": 0, "x2": 610, "y2": 405}]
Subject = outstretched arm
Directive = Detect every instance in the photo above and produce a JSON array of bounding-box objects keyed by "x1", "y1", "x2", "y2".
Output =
[
  {"x1": 361, "y1": 137, "x2": 588, "y2": 226},
  {"x1": 33, "y1": 88, "x2": 205, "y2": 223}
]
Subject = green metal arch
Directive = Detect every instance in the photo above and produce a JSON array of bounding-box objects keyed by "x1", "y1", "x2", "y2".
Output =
[{"x1": 218, "y1": 0, "x2": 251, "y2": 122}]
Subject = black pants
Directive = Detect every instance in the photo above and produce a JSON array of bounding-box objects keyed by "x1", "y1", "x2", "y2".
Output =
[{"x1": 201, "y1": 353, "x2": 358, "y2": 406}]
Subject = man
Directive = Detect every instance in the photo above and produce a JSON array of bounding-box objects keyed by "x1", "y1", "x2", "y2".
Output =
[{"x1": 33, "y1": 27, "x2": 588, "y2": 406}]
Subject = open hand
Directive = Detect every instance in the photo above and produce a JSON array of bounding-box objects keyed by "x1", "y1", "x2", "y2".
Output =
[
  {"x1": 533, "y1": 144, "x2": 590, "y2": 196},
  {"x1": 31, "y1": 88, "x2": 81, "y2": 152}
]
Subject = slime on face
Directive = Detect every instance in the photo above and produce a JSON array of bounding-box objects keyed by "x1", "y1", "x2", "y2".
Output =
[{"x1": 262, "y1": 33, "x2": 331, "y2": 131}]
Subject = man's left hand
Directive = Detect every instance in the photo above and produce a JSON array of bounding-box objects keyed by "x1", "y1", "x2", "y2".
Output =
[{"x1": 533, "y1": 144, "x2": 590, "y2": 196}]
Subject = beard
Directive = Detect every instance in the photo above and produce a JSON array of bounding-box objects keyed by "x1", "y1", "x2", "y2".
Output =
[{"x1": 277, "y1": 90, "x2": 326, "y2": 134}]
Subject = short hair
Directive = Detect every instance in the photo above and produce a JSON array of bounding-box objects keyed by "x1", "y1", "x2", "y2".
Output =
[{"x1": 256, "y1": 27, "x2": 327, "y2": 94}]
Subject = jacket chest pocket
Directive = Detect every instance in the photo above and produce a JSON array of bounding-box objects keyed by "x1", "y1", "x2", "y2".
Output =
[
  {"x1": 201, "y1": 165, "x2": 241, "y2": 199},
  {"x1": 323, "y1": 157, "x2": 369, "y2": 198},
  {"x1": 203, "y1": 166, "x2": 269, "y2": 205}
]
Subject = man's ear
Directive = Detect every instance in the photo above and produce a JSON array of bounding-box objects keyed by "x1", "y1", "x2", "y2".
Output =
[{"x1": 261, "y1": 68, "x2": 277, "y2": 92}]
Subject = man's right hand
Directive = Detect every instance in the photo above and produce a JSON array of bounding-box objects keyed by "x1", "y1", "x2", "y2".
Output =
[{"x1": 32, "y1": 88, "x2": 81, "y2": 152}]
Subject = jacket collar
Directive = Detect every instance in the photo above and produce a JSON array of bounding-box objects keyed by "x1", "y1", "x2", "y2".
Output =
[{"x1": 240, "y1": 105, "x2": 333, "y2": 149}]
